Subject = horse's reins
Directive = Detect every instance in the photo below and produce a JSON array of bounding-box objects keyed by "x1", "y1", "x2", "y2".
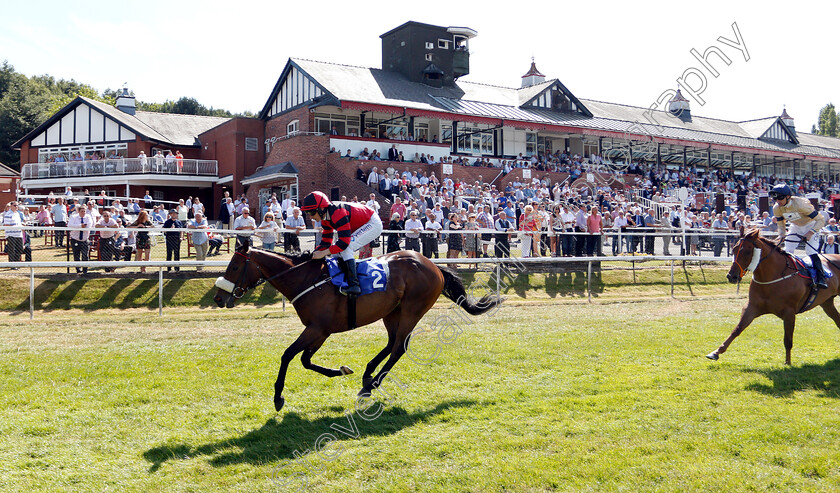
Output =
[
  {"x1": 733, "y1": 236, "x2": 797, "y2": 285},
  {"x1": 734, "y1": 233, "x2": 834, "y2": 285},
  {"x1": 227, "y1": 251, "x2": 330, "y2": 302}
]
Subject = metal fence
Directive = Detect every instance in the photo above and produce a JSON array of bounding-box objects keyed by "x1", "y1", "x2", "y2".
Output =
[
  {"x1": 21, "y1": 158, "x2": 218, "y2": 179},
  {"x1": 1, "y1": 255, "x2": 731, "y2": 319},
  {"x1": 0, "y1": 224, "x2": 778, "y2": 269}
]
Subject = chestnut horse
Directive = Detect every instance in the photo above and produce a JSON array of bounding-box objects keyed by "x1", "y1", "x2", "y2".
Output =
[
  {"x1": 707, "y1": 228, "x2": 840, "y2": 365},
  {"x1": 214, "y1": 244, "x2": 501, "y2": 411}
]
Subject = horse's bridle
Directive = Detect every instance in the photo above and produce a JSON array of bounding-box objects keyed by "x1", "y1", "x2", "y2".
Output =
[
  {"x1": 731, "y1": 237, "x2": 763, "y2": 280},
  {"x1": 216, "y1": 251, "x2": 312, "y2": 299},
  {"x1": 732, "y1": 236, "x2": 798, "y2": 284}
]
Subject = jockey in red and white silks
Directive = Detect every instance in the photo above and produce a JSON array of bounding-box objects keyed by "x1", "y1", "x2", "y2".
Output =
[{"x1": 300, "y1": 191, "x2": 383, "y2": 295}]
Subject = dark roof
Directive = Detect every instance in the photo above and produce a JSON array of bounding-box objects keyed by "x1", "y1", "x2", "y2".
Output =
[
  {"x1": 670, "y1": 89, "x2": 690, "y2": 103},
  {"x1": 379, "y1": 21, "x2": 446, "y2": 39},
  {"x1": 0, "y1": 162, "x2": 19, "y2": 177},
  {"x1": 13, "y1": 96, "x2": 230, "y2": 149},
  {"x1": 522, "y1": 60, "x2": 545, "y2": 78},
  {"x1": 243, "y1": 162, "x2": 299, "y2": 182},
  {"x1": 263, "y1": 58, "x2": 840, "y2": 162},
  {"x1": 258, "y1": 59, "x2": 336, "y2": 120}
]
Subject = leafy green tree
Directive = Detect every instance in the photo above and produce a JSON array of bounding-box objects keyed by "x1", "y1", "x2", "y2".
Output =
[
  {"x1": 0, "y1": 76, "x2": 52, "y2": 169},
  {"x1": 0, "y1": 63, "x2": 253, "y2": 169},
  {"x1": 814, "y1": 103, "x2": 838, "y2": 137}
]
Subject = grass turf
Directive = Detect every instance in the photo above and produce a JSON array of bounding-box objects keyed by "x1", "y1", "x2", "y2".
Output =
[{"x1": 2, "y1": 290, "x2": 840, "y2": 491}]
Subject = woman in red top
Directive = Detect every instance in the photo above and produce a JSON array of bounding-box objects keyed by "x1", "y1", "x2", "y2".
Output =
[
  {"x1": 300, "y1": 191, "x2": 383, "y2": 295},
  {"x1": 175, "y1": 151, "x2": 184, "y2": 173}
]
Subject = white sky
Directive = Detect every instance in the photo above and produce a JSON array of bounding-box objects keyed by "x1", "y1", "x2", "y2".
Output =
[{"x1": 1, "y1": 0, "x2": 837, "y2": 128}]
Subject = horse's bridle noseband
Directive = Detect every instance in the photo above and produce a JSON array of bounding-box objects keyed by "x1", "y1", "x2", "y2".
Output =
[
  {"x1": 732, "y1": 237, "x2": 763, "y2": 280},
  {"x1": 216, "y1": 251, "x2": 314, "y2": 300},
  {"x1": 214, "y1": 251, "x2": 266, "y2": 299}
]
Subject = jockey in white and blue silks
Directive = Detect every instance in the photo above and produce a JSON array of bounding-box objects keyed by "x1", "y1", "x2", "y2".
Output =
[{"x1": 771, "y1": 183, "x2": 827, "y2": 288}]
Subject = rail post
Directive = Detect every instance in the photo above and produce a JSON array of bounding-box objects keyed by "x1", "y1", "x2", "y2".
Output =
[
  {"x1": 496, "y1": 262, "x2": 501, "y2": 300},
  {"x1": 587, "y1": 260, "x2": 592, "y2": 303},
  {"x1": 670, "y1": 260, "x2": 675, "y2": 298},
  {"x1": 30, "y1": 267, "x2": 35, "y2": 320},
  {"x1": 158, "y1": 267, "x2": 163, "y2": 317}
]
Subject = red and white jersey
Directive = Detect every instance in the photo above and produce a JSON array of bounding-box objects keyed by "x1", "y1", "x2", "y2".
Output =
[{"x1": 316, "y1": 202, "x2": 375, "y2": 254}]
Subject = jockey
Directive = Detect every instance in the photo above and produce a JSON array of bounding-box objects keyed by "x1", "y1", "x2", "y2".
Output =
[
  {"x1": 770, "y1": 183, "x2": 827, "y2": 288},
  {"x1": 300, "y1": 191, "x2": 383, "y2": 295}
]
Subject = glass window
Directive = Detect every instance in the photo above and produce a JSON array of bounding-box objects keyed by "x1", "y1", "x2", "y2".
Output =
[
  {"x1": 525, "y1": 132, "x2": 537, "y2": 157},
  {"x1": 440, "y1": 124, "x2": 452, "y2": 144}
]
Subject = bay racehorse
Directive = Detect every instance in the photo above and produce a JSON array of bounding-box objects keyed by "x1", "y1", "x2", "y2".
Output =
[
  {"x1": 707, "y1": 227, "x2": 840, "y2": 365},
  {"x1": 214, "y1": 244, "x2": 501, "y2": 411}
]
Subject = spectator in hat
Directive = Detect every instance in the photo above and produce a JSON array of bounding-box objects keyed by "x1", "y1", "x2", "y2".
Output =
[{"x1": 163, "y1": 209, "x2": 184, "y2": 271}]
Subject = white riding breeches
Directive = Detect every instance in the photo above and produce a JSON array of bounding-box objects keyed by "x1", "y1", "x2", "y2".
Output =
[
  {"x1": 784, "y1": 221, "x2": 820, "y2": 255},
  {"x1": 338, "y1": 214, "x2": 383, "y2": 261}
]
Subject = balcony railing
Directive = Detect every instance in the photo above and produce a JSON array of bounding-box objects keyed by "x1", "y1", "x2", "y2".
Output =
[{"x1": 21, "y1": 158, "x2": 218, "y2": 180}]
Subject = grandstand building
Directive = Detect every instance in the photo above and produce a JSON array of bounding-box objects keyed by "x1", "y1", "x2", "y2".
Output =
[{"x1": 14, "y1": 20, "x2": 840, "y2": 217}]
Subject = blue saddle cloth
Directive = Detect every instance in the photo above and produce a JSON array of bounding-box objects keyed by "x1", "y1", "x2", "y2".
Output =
[
  {"x1": 326, "y1": 257, "x2": 389, "y2": 295},
  {"x1": 794, "y1": 255, "x2": 834, "y2": 281}
]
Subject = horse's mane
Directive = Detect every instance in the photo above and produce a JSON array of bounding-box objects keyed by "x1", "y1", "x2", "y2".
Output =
[
  {"x1": 745, "y1": 227, "x2": 786, "y2": 255},
  {"x1": 254, "y1": 248, "x2": 314, "y2": 265}
]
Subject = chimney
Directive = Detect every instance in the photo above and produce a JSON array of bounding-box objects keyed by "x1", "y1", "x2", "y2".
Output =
[{"x1": 116, "y1": 85, "x2": 136, "y2": 115}]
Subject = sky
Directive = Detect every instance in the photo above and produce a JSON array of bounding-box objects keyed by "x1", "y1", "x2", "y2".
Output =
[{"x1": 1, "y1": 0, "x2": 838, "y2": 128}]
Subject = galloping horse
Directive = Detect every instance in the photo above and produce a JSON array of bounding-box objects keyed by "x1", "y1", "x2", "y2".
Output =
[
  {"x1": 707, "y1": 227, "x2": 840, "y2": 365},
  {"x1": 214, "y1": 244, "x2": 501, "y2": 411}
]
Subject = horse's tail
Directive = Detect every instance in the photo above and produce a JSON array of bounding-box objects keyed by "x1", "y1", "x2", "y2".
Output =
[{"x1": 438, "y1": 266, "x2": 502, "y2": 316}]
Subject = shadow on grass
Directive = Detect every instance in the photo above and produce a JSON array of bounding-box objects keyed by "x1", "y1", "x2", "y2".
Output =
[
  {"x1": 745, "y1": 358, "x2": 840, "y2": 398},
  {"x1": 43, "y1": 279, "x2": 90, "y2": 310},
  {"x1": 143, "y1": 399, "x2": 478, "y2": 472}
]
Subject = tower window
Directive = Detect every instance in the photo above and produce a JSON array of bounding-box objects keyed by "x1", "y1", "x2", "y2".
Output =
[
  {"x1": 438, "y1": 39, "x2": 450, "y2": 49},
  {"x1": 425, "y1": 42, "x2": 434, "y2": 49},
  {"x1": 425, "y1": 53, "x2": 433, "y2": 61}
]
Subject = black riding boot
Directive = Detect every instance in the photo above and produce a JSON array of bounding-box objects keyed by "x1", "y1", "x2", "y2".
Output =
[
  {"x1": 342, "y1": 258, "x2": 362, "y2": 296},
  {"x1": 811, "y1": 254, "x2": 828, "y2": 289}
]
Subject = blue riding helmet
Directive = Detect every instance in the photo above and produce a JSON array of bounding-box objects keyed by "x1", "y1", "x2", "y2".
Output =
[{"x1": 769, "y1": 184, "x2": 792, "y2": 200}]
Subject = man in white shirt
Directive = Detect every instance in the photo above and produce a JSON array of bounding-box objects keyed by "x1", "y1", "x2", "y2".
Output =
[
  {"x1": 366, "y1": 193, "x2": 381, "y2": 214},
  {"x1": 52, "y1": 197, "x2": 69, "y2": 247},
  {"x1": 192, "y1": 197, "x2": 204, "y2": 217},
  {"x1": 422, "y1": 209, "x2": 442, "y2": 258},
  {"x1": 3, "y1": 201, "x2": 28, "y2": 263},
  {"x1": 67, "y1": 206, "x2": 93, "y2": 274},
  {"x1": 96, "y1": 210, "x2": 120, "y2": 270},
  {"x1": 367, "y1": 167, "x2": 380, "y2": 192},
  {"x1": 283, "y1": 207, "x2": 306, "y2": 252},
  {"x1": 403, "y1": 210, "x2": 423, "y2": 252},
  {"x1": 233, "y1": 207, "x2": 257, "y2": 247}
]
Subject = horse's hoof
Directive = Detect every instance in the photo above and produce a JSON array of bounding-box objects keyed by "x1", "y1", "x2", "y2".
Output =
[
  {"x1": 274, "y1": 396, "x2": 285, "y2": 412},
  {"x1": 340, "y1": 366, "x2": 354, "y2": 376},
  {"x1": 358, "y1": 388, "x2": 372, "y2": 398},
  {"x1": 362, "y1": 377, "x2": 373, "y2": 388},
  {"x1": 706, "y1": 352, "x2": 719, "y2": 361}
]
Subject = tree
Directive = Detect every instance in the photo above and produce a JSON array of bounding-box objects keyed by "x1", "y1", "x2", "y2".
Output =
[
  {"x1": 814, "y1": 103, "x2": 839, "y2": 137},
  {"x1": 0, "y1": 64, "x2": 253, "y2": 169},
  {"x1": 0, "y1": 77, "x2": 52, "y2": 169}
]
